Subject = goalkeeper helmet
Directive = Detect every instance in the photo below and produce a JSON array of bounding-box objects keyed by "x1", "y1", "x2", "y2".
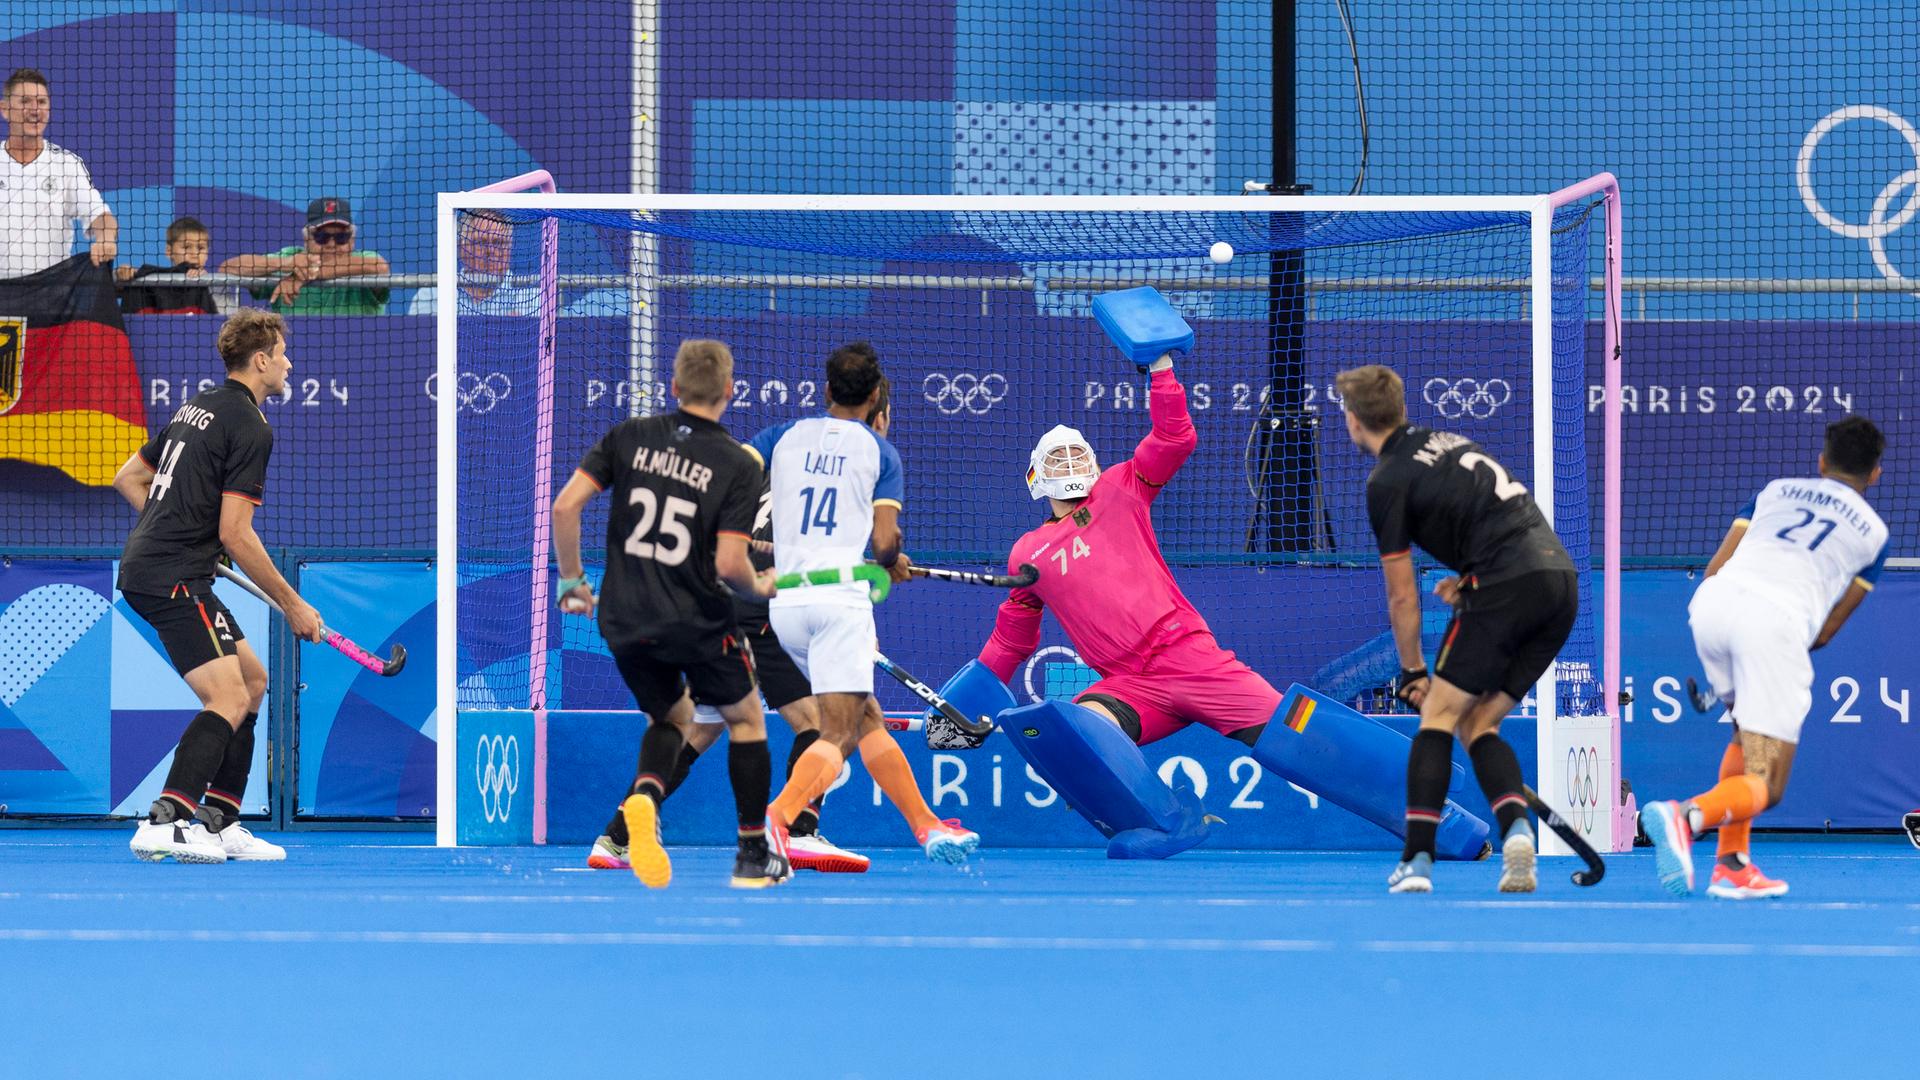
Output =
[{"x1": 1027, "y1": 424, "x2": 1098, "y2": 501}]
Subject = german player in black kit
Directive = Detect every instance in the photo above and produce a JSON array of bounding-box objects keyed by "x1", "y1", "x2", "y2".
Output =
[
  {"x1": 592, "y1": 377, "x2": 899, "y2": 876},
  {"x1": 112, "y1": 310, "x2": 326, "y2": 863},
  {"x1": 1337, "y1": 364, "x2": 1578, "y2": 895},
  {"x1": 550, "y1": 339, "x2": 785, "y2": 889}
]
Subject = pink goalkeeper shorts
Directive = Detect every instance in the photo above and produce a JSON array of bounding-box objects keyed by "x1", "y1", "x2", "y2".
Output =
[{"x1": 1076, "y1": 632, "x2": 1282, "y2": 746}]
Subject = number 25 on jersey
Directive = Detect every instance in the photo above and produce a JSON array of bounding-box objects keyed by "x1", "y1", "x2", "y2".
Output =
[{"x1": 625, "y1": 488, "x2": 696, "y2": 565}]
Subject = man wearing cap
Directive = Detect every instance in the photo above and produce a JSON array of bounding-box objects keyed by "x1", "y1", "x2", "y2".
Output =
[{"x1": 219, "y1": 197, "x2": 390, "y2": 315}]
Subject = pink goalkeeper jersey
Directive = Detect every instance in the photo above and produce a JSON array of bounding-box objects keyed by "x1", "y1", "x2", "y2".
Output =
[{"x1": 978, "y1": 368, "x2": 1207, "y2": 682}]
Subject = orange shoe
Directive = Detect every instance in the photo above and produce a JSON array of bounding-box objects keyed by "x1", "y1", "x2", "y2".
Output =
[
  {"x1": 914, "y1": 818, "x2": 980, "y2": 865},
  {"x1": 621, "y1": 795, "x2": 671, "y2": 888},
  {"x1": 1706, "y1": 858, "x2": 1788, "y2": 899}
]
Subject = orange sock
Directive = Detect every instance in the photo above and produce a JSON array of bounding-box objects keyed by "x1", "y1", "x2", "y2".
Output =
[
  {"x1": 1714, "y1": 742, "x2": 1751, "y2": 860},
  {"x1": 859, "y1": 729, "x2": 940, "y2": 834},
  {"x1": 1690, "y1": 773, "x2": 1768, "y2": 832},
  {"x1": 770, "y1": 742, "x2": 845, "y2": 826}
]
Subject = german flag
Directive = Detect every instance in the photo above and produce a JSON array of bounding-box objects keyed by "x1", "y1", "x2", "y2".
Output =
[
  {"x1": 0, "y1": 255, "x2": 147, "y2": 486},
  {"x1": 1281, "y1": 691, "x2": 1315, "y2": 733}
]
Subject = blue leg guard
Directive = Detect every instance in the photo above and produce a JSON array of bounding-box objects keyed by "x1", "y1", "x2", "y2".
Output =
[
  {"x1": 1254, "y1": 683, "x2": 1492, "y2": 861},
  {"x1": 1000, "y1": 699, "x2": 1212, "y2": 859},
  {"x1": 932, "y1": 660, "x2": 1018, "y2": 730}
]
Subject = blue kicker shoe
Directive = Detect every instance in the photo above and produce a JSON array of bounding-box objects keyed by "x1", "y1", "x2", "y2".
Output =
[
  {"x1": 1641, "y1": 800, "x2": 1696, "y2": 896},
  {"x1": 1387, "y1": 851, "x2": 1434, "y2": 893},
  {"x1": 1107, "y1": 783, "x2": 1216, "y2": 860}
]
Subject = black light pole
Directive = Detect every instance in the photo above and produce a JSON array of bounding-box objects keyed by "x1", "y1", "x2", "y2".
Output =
[{"x1": 1257, "y1": 0, "x2": 1321, "y2": 552}]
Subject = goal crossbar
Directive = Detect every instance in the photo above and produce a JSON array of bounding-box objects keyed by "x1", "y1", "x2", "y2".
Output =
[{"x1": 433, "y1": 175, "x2": 1628, "y2": 852}]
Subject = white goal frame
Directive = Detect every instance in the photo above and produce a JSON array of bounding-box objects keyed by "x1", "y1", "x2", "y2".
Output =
[{"x1": 434, "y1": 182, "x2": 1627, "y2": 852}]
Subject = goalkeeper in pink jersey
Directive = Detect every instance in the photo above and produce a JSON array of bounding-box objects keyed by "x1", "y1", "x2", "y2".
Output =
[
  {"x1": 934, "y1": 286, "x2": 1492, "y2": 860},
  {"x1": 977, "y1": 363, "x2": 1280, "y2": 749}
]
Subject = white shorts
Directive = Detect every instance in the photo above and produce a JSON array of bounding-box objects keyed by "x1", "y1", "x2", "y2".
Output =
[
  {"x1": 1688, "y1": 575, "x2": 1814, "y2": 744},
  {"x1": 770, "y1": 601, "x2": 876, "y2": 696}
]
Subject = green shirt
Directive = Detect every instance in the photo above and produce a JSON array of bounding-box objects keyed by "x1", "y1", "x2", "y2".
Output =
[{"x1": 249, "y1": 246, "x2": 390, "y2": 315}]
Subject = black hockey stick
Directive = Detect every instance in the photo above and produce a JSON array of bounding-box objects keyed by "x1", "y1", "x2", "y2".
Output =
[
  {"x1": 749, "y1": 538, "x2": 1038, "y2": 590},
  {"x1": 215, "y1": 564, "x2": 407, "y2": 677},
  {"x1": 874, "y1": 650, "x2": 995, "y2": 750},
  {"x1": 1684, "y1": 677, "x2": 1718, "y2": 714},
  {"x1": 1522, "y1": 784, "x2": 1605, "y2": 886},
  {"x1": 909, "y1": 563, "x2": 1040, "y2": 588}
]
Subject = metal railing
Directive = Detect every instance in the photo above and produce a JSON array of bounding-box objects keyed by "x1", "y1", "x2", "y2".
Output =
[{"x1": 130, "y1": 271, "x2": 1920, "y2": 319}]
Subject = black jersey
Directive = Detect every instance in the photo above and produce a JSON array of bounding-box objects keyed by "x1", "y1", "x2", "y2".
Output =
[
  {"x1": 577, "y1": 409, "x2": 760, "y2": 647},
  {"x1": 118, "y1": 378, "x2": 273, "y2": 596},
  {"x1": 730, "y1": 478, "x2": 776, "y2": 623},
  {"x1": 1365, "y1": 424, "x2": 1573, "y2": 585}
]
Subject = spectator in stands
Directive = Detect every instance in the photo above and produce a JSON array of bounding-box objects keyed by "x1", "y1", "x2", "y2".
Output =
[
  {"x1": 0, "y1": 68, "x2": 116, "y2": 279},
  {"x1": 406, "y1": 209, "x2": 537, "y2": 315},
  {"x1": 219, "y1": 197, "x2": 390, "y2": 314},
  {"x1": 118, "y1": 216, "x2": 226, "y2": 314}
]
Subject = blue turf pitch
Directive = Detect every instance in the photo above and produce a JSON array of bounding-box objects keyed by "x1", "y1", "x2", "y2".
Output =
[{"x1": 3, "y1": 831, "x2": 1913, "y2": 1078}]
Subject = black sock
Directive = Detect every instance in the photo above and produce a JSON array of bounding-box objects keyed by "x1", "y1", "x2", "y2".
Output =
[
  {"x1": 786, "y1": 730, "x2": 823, "y2": 836},
  {"x1": 198, "y1": 712, "x2": 257, "y2": 832},
  {"x1": 1403, "y1": 729, "x2": 1455, "y2": 861},
  {"x1": 661, "y1": 742, "x2": 703, "y2": 798},
  {"x1": 151, "y1": 710, "x2": 234, "y2": 824},
  {"x1": 785, "y1": 729, "x2": 820, "y2": 778},
  {"x1": 605, "y1": 721, "x2": 684, "y2": 845},
  {"x1": 729, "y1": 738, "x2": 772, "y2": 830},
  {"x1": 1467, "y1": 732, "x2": 1529, "y2": 836}
]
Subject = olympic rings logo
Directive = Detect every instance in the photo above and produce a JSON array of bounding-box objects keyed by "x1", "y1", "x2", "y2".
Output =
[
  {"x1": 475, "y1": 734, "x2": 520, "y2": 824},
  {"x1": 1564, "y1": 745, "x2": 1600, "y2": 835},
  {"x1": 1022, "y1": 645, "x2": 1085, "y2": 704},
  {"x1": 425, "y1": 371, "x2": 513, "y2": 414},
  {"x1": 1421, "y1": 377, "x2": 1511, "y2": 419},
  {"x1": 1798, "y1": 106, "x2": 1920, "y2": 287},
  {"x1": 923, "y1": 373, "x2": 1008, "y2": 415}
]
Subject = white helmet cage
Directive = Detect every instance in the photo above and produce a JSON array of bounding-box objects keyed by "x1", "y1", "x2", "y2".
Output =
[{"x1": 1026, "y1": 424, "x2": 1099, "y2": 501}]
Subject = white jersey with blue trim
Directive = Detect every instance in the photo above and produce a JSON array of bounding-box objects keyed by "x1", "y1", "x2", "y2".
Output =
[
  {"x1": 747, "y1": 416, "x2": 904, "y2": 607},
  {"x1": 1714, "y1": 476, "x2": 1889, "y2": 644}
]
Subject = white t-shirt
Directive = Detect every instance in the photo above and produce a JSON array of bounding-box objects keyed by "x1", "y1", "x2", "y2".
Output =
[
  {"x1": 746, "y1": 417, "x2": 904, "y2": 608},
  {"x1": 1714, "y1": 476, "x2": 1890, "y2": 644},
  {"x1": 0, "y1": 141, "x2": 109, "y2": 278}
]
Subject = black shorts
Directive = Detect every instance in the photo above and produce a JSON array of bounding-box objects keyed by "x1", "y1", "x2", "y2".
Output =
[
  {"x1": 611, "y1": 630, "x2": 757, "y2": 720},
  {"x1": 740, "y1": 615, "x2": 812, "y2": 710},
  {"x1": 123, "y1": 582, "x2": 246, "y2": 676},
  {"x1": 1433, "y1": 569, "x2": 1578, "y2": 701}
]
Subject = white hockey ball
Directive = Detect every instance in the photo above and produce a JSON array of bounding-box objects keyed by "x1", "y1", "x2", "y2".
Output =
[{"x1": 1208, "y1": 241, "x2": 1235, "y2": 264}]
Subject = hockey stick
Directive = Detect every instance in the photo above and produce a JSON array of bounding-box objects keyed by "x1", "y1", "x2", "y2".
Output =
[
  {"x1": 215, "y1": 564, "x2": 407, "y2": 677},
  {"x1": 874, "y1": 650, "x2": 995, "y2": 750},
  {"x1": 749, "y1": 537, "x2": 1037, "y2": 590},
  {"x1": 1684, "y1": 676, "x2": 1718, "y2": 714},
  {"x1": 1521, "y1": 784, "x2": 1606, "y2": 886},
  {"x1": 909, "y1": 563, "x2": 1040, "y2": 588}
]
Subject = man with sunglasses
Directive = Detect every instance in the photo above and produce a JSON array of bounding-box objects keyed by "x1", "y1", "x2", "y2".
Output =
[{"x1": 219, "y1": 197, "x2": 390, "y2": 315}]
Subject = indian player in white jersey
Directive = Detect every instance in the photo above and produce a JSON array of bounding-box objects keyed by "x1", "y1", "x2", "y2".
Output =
[
  {"x1": 1642, "y1": 416, "x2": 1889, "y2": 899},
  {"x1": 744, "y1": 342, "x2": 979, "y2": 867}
]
